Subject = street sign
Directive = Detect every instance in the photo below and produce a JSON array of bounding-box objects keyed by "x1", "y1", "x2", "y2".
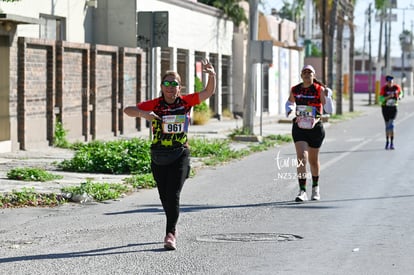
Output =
[
  {"x1": 250, "y1": 40, "x2": 273, "y2": 64},
  {"x1": 137, "y1": 11, "x2": 169, "y2": 48},
  {"x1": 137, "y1": 12, "x2": 152, "y2": 48},
  {"x1": 153, "y1": 12, "x2": 168, "y2": 48}
]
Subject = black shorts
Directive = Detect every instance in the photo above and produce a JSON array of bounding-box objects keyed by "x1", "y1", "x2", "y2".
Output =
[
  {"x1": 292, "y1": 118, "x2": 325, "y2": 148},
  {"x1": 381, "y1": 106, "x2": 397, "y2": 121}
]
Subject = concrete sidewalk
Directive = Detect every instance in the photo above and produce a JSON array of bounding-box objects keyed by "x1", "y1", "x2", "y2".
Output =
[{"x1": 0, "y1": 93, "x2": 380, "y2": 195}]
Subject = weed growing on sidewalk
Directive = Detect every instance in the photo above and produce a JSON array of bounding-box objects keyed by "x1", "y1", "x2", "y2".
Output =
[
  {"x1": 61, "y1": 180, "x2": 131, "y2": 202},
  {"x1": 58, "y1": 138, "x2": 152, "y2": 174},
  {"x1": 53, "y1": 120, "x2": 71, "y2": 148},
  {"x1": 0, "y1": 188, "x2": 66, "y2": 208},
  {"x1": 123, "y1": 173, "x2": 156, "y2": 189},
  {"x1": 7, "y1": 167, "x2": 63, "y2": 182}
]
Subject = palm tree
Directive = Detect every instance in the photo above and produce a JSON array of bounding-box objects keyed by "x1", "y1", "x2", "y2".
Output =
[
  {"x1": 312, "y1": 0, "x2": 338, "y2": 88},
  {"x1": 313, "y1": 0, "x2": 356, "y2": 114},
  {"x1": 277, "y1": 0, "x2": 305, "y2": 22},
  {"x1": 198, "y1": 0, "x2": 248, "y2": 27},
  {"x1": 373, "y1": 0, "x2": 387, "y2": 104},
  {"x1": 399, "y1": 29, "x2": 413, "y2": 92}
]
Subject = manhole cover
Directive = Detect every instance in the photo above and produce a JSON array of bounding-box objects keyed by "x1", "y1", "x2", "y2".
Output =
[{"x1": 197, "y1": 233, "x2": 303, "y2": 243}]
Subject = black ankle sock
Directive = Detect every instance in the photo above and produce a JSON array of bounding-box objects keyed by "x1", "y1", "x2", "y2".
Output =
[
  {"x1": 299, "y1": 179, "x2": 306, "y2": 191},
  {"x1": 312, "y1": 176, "x2": 319, "y2": 187}
]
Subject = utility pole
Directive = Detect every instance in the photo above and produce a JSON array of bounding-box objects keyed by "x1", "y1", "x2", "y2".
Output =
[
  {"x1": 386, "y1": 4, "x2": 392, "y2": 74},
  {"x1": 348, "y1": 0, "x2": 355, "y2": 112},
  {"x1": 322, "y1": 0, "x2": 327, "y2": 83},
  {"x1": 336, "y1": 4, "x2": 344, "y2": 115},
  {"x1": 401, "y1": 10, "x2": 406, "y2": 93},
  {"x1": 304, "y1": 0, "x2": 312, "y2": 57},
  {"x1": 327, "y1": 0, "x2": 338, "y2": 90},
  {"x1": 368, "y1": 3, "x2": 373, "y2": 105},
  {"x1": 242, "y1": 0, "x2": 259, "y2": 134},
  {"x1": 375, "y1": 6, "x2": 385, "y2": 104}
]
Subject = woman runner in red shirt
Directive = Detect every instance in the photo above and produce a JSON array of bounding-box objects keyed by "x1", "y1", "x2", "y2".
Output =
[
  {"x1": 124, "y1": 59, "x2": 216, "y2": 250},
  {"x1": 285, "y1": 65, "x2": 330, "y2": 202}
]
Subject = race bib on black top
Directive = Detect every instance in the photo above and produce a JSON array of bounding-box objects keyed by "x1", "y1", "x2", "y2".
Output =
[{"x1": 162, "y1": 115, "x2": 186, "y2": 134}]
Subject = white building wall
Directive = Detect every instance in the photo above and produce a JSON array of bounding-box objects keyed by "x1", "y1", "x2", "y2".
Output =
[
  {"x1": 291, "y1": 50, "x2": 302, "y2": 84},
  {"x1": 268, "y1": 46, "x2": 279, "y2": 115},
  {"x1": 136, "y1": 0, "x2": 233, "y2": 55},
  {"x1": 0, "y1": 0, "x2": 90, "y2": 42},
  {"x1": 278, "y1": 48, "x2": 291, "y2": 114}
]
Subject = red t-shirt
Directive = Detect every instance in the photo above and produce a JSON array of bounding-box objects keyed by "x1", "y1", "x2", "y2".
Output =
[
  {"x1": 291, "y1": 82, "x2": 323, "y2": 117},
  {"x1": 380, "y1": 84, "x2": 402, "y2": 107},
  {"x1": 138, "y1": 93, "x2": 200, "y2": 148}
]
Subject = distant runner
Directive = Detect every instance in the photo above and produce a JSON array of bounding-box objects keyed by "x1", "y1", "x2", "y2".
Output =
[{"x1": 379, "y1": 75, "x2": 403, "y2": 150}]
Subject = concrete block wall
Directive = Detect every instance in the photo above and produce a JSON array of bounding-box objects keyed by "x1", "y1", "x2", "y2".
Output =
[{"x1": 8, "y1": 37, "x2": 145, "y2": 150}]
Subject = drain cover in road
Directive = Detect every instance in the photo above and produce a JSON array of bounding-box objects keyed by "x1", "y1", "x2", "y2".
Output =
[{"x1": 197, "y1": 233, "x2": 303, "y2": 243}]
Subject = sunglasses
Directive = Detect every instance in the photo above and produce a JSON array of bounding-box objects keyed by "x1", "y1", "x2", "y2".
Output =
[
  {"x1": 162, "y1": 80, "x2": 179, "y2": 87},
  {"x1": 302, "y1": 70, "x2": 314, "y2": 74}
]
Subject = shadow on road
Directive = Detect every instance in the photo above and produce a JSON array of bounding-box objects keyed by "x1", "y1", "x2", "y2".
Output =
[
  {"x1": 104, "y1": 193, "x2": 414, "y2": 215},
  {"x1": 0, "y1": 242, "x2": 168, "y2": 263}
]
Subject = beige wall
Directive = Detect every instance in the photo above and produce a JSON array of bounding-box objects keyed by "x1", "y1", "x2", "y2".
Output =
[{"x1": 0, "y1": 37, "x2": 11, "y2": 151}]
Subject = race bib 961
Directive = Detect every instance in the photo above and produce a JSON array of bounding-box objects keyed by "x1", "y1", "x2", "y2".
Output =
[{"x1": 162, "y1": 115, "x2": 187, "y2": 134}]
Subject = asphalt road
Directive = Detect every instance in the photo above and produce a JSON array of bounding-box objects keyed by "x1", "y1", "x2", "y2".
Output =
[{"x1": 1, "y1": 95, "x2": 413, "y2": 275}]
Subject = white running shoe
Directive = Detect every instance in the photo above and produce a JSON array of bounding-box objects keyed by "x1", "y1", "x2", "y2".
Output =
[
  {"x1": 164, "y1": 233, "x2": 176, "y2": 250},
  {"x1": 311, "y1": 186, "x2": 320, "y2": 201},
  {"x1": 295, "y1": 190, "x2": 308, "y2": 202}
]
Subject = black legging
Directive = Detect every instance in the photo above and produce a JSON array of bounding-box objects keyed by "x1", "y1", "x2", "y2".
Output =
[
  {"x1": 381, "y1": 106, "x2": 397, "y2": 132},
  {"x1": 151, "y1": 148, "x2": 190, "y2": 236}
]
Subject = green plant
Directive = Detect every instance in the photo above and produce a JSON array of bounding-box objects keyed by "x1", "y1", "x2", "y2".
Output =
[
  {"x1": 192, "y1": 76, "x2": 212, "y2": 125},
  {"x1": 123, "y1": 173, "x2": 156, "y2": 189},
  {"x1": 248, "y1": 134, "x2": 292, "y2": 152},
  {"x1": 198, "y1": 0, "x2": 248, "y2": 27},
  {"x1": 266, "y1": 134, "x2": 293, "y2": 143},
  {"x1": 58, "y1": 138, "x2": 152, "y2": 174},
  {"x1": 228, "y1": 127, "x2": 254, "y2": 138},
  {"x1": 53, "y1": 120, "x2": 71, "y2": 148},
  {"x1": 0, "y1": 188, "x2": 65, "y2": 208},
  {"x1": 194, "y1": 75, "x2": 204, "y2": 93},
  {"x1": 189, "y1": 138, "x2": 249, "y2": 165},
  {"x1": 7, "y1": 167, "x2": 63, "y2": 182},
  {"x1": 193, "y1": 101, "x2": 210, "y2": 113},
  {"x1": 1, "y1": 132, "x2": 294, "y2": 208},
  {"x1": 61, "y1": 180, "x2": 131, "y2": 202},
  {"x1": 310, "y1": 43, "x2": 322, "y2": 57},
  {"x1": 329, "y1": 111, "x2": 362, "y2": 122}
]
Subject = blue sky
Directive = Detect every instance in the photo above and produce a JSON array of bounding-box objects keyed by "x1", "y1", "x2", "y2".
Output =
[{"x1": 260, "y1": 0, "x2": 414, "y2": 57}]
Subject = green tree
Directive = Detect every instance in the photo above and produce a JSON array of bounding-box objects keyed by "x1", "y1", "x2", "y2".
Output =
[
  {"x1": 310, "y1": 43, "x2": 322, "y2": 57},
  {"x1": 277, "y1": 0, "x2": 305, "y2": 22},
  {"x1": 198, "y1": 0, "x2": 248, "y2": 27},
  {"x1": 399, "y1": 30, "x2": 413, "y2": 52}
]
